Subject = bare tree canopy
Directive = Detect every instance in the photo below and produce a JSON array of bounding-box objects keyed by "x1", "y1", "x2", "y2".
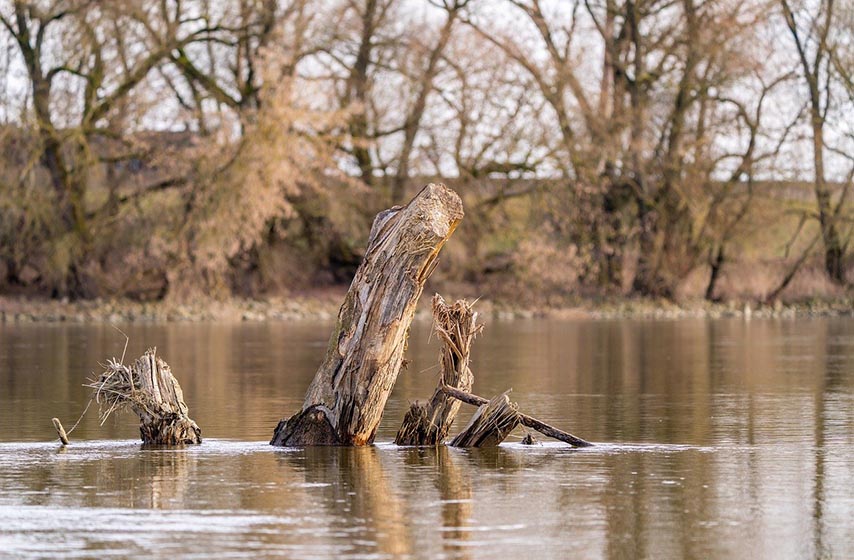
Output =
[{"x1": 2, "y1": 0, "x2": 853, "y2": 303}]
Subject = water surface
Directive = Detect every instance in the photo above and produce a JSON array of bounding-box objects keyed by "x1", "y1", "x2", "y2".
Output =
[{"x1": 0, "y1": 318, "x2": 852, "y2": 558}]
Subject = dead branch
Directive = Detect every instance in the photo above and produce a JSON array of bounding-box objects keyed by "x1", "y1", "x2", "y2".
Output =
[{"x1": 441, "y1": 385, "x2": 594, "y2": 447}]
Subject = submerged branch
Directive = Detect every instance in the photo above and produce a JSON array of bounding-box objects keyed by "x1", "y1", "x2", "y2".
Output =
[{"x1": 441, "y1": 384, "x2": 594, "y2": 447}]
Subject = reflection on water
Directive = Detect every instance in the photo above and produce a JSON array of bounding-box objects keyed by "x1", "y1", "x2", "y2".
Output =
[{"x1": 0, "y1": 318, "x2": 852, "y2": 558}]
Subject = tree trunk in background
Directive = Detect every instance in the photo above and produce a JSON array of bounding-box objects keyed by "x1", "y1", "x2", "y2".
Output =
[
  {"x1": 812, "y1": 120, "x2": 846, "y2": 284},
  {"x1": 271, "y1": 183, "x2": 464, "y2": 446},
  {"x1": 781, "y1": 0, "x2": 847, "y2": 285},
  {"x1": 631, "y1": 201, "x2": 671, "y2": 297},
  {"x1": 346, "y1": 0, "x2": 379, "y2": 186}
]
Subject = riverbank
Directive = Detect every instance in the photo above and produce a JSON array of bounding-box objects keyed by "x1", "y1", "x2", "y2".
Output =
[{"x1": 3, "y1": 289, "x2": 854, "y2": 323}]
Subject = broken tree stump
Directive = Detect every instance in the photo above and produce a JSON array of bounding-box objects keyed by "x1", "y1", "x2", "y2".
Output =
[
  {"x1": 395, "y1": 295, "x2": 481, "y2": 446},
  {"x1": 271, "y1": 183, "x2": 464, "y2": 446},
  {"x1": 86, "y1": 348, "x2": 201, "y2": 445},
  {"x1": 449, "y1": 392, "x2": 520, "y2": 447},
  {"x1": 441, "y1": 385, "x2": 594, "y2": 447}
]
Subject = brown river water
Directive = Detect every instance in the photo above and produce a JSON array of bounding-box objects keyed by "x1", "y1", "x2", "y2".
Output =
[{"x1": 0, "y1": 317, "x2": 852, "y2": 559}]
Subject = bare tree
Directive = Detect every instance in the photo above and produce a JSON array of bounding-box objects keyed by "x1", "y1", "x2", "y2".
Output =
[
  {"x1": 0, "y1": 1, "x2": 218, "y2": 295},
  {"x1": 466, "y1": 0, "x2": 780, "y2": 297},
  {"x1": 780, "y1": 0, "x2": 848, "y2": 284}
]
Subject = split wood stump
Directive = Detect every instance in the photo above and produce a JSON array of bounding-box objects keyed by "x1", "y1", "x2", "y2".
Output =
[
  {"x1": 395, "y1": 295, "x2": 481, "y2": 446},
  {"x1": 87, "y1": 348, "x2": 201, "y2": 445},
  {"x1": 449, "y1": 392, "x2": 520, "y2": 447},
  {"x1": 271, "y1": 183, "x2": 464, "y2": 446}
]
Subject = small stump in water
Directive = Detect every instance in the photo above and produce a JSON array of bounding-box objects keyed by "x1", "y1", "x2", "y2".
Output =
[{"x1": 87, "y1": 348, "x2": 201, "y2": 445}]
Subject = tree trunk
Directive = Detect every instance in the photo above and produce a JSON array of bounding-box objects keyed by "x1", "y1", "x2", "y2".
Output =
[
  {"x1": 632, "y1": 201, "x2": 670, "y2": 297},
  {"x1": 395, "y1": 295, "x2": 481, "y2": 446},
  {"x1": 271, "y1": 183, "x2": 464, "y2": 446}
]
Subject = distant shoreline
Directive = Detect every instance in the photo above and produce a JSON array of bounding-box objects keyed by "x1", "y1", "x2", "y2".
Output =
[{"x1": 3, "y1": 290, "x2": 854, "y2": 324}]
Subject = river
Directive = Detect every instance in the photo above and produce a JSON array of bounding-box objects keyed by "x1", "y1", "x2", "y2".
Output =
[{"x1": 0, "y1": 317, "x2": 852, "y2": 558}]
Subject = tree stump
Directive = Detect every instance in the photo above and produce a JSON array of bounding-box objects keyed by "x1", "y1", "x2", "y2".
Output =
[
  {"x1": 395, "y1": 295, "x2": 481, "y2": 445},
  {"x1": 87, "y1": 348, "x2": 201, "y2": 445},
  {"x1": 271, "y1": 183, "x2": 464, "y2": 446},
  {"x1": 449, "y1": 392, "x2": 520, "y2": 447}
]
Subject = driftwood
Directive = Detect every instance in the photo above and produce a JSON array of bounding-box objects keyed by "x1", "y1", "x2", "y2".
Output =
[
  {"x1": 51, "y1": 418, "x2": 69, "y2": 445},
  {"x1": 449, "y1": 392, "x2": 520, "y2": 447},
  {"x1": 441, "y1": 385, "x2": 594, "y2": 447},
  {"x1": 395, "y1": 295, "x2": 481, "y2": 446},
  {"x1": 271, "y1": 183, "x2": 464, "y2": 446},
  {"x1": 86, "y1": 348, "x2": 201, "y2": 445}
]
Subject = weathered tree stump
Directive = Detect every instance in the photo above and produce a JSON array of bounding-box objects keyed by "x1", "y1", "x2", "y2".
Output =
[
  {"x1": 86, "y1": 348, "x2": 201, "y2": 445},
  {"x1": 395, "y1": 295, "x2": 481, "y2": 446},
  {"x1": 449, "y1": 392, "x2": 520, "y2": 447},
  {"x1": 271, "y1": 183, "x2": 464, "y2": 446}
]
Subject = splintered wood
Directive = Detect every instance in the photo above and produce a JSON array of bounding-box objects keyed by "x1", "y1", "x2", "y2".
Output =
[
  {"x1": 395, "y1": 295, "x2": 481, "y2": 446},
  {"x1": 87, "y1": 348, "x2": 201, "y2": 445},
  {"x1": 271, "y1": 183, "x2": 464, "y2": 446},
  {"x1": 397, "y1": 299, "x2": 593, "y2": 448},
  {"x1": 440, "y1": 385, "x2": 594, "y2": 447},
  {"x1": 449, "y1": 392, "x2": 520, "y2": 447}
]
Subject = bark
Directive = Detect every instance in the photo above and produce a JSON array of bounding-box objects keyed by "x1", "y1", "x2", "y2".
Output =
[
  {"x1": 87, "y1": 349, "x2": 201, "y2": 445},
  {"x1": 441, "y1": 385, "x2": 594, "y2": 447},
  {"x1": 395, "y1": 295, "x2": 481, "y2": 446},
  {"x1": 449, "y1": 392, "x2": 519, "y2": 447},
  {"x1": 271, "y1": 183, "x2": 464, "y2": 446}
]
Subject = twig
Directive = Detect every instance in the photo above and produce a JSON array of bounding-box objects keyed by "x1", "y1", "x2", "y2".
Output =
[{"x1": 111, "y1": 324, "x2": 130, "y2": 364}]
